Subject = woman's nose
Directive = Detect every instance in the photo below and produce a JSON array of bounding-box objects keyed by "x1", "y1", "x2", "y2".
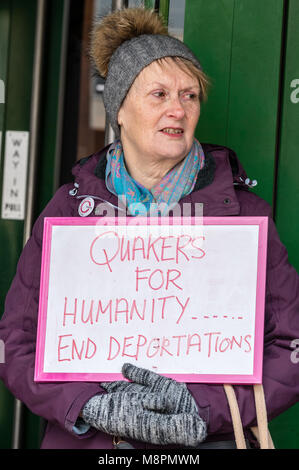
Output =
[{"x1": 165, "y1": 97, "x2": 185, "y2": 119}]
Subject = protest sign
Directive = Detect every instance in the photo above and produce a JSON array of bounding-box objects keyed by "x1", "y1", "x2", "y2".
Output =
[{"x1": 34, "y1": 216, "x2": 268, "y2": 383}]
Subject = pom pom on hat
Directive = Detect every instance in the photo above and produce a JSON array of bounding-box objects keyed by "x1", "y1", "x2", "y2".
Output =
[{"x1": 89, "y1": 7, "x2": 168, "y2": 78}]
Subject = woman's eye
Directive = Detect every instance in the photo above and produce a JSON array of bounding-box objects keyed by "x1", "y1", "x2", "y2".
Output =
[
  {"x1": 151, "y1": 91, "x2": 198, "y2": 100},
  {"x1": 152, "y1": 91, "x2": 166, "y2": 98},
  {"x1": 184, "y1": 93, "x2": 198, "y2": 100}
]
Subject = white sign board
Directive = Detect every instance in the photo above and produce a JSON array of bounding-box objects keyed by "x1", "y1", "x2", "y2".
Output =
[{"x1": 35, "y1": 216, "x2": 268, "y2": 384}]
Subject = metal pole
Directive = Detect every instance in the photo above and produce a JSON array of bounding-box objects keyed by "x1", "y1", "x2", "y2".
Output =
[
  {"x1": 105, "y1": 0, "x2": 128, "y2": 145},
  {"x1": 112, "y1": 0, "x2": 128, "y2": 11},
  {"x1": 23, "y1": 0, "x2": 48, "y2": 245},
  {"x1": 11, "y1": 0, "x2": 48, "y2": 449},
  {"x1": 53, "y1": 0, "x2": 71, "y2": 192},
  {"x1": 11, "y1": 400, "x2": 25, "y2": 450}
]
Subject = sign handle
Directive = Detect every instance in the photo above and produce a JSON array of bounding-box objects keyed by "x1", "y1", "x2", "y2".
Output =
[
  {"x1": 251, "y1": 384, "x2": 275, "y2": 449},
  {"x1": 223, "y1": 383, "x2": 275, "y2": 449},
  {"x1": 223, "y1": 384, "x2": 247, "y2": 449}
]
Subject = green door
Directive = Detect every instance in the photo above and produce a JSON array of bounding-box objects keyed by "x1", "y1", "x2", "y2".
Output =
[
  {"x1": 0, "y1": 0, "x2": 15, "y2": 449},
  {"x1": 0, "y1": 0, "x2": 38, "y2": 449},
  {"x1": 0, "y1": 0, "x2": 69, "y2": 449},
  {"x1": 267, "y1": 0, "x2": 299, "y2": 449},
  {"x1": 184, "y1": 0, "x2": 299, "y2": 449}
]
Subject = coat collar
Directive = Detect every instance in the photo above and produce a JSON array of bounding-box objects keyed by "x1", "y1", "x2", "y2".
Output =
[{"x1": 71, "y1": 143, "x2": 251, "y2": 217}]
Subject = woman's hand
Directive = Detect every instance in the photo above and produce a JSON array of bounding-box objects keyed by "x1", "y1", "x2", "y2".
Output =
[
  {"x1": 100, "y1": 362, "x2": 199, "y2": 415},
  {"x1": 81, "y1": 389, "x2": 206, "y2": 447}
]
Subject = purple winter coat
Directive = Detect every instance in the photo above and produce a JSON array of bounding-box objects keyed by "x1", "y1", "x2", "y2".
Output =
[{"x1": 1, "y1": 143, "x2": 299, "y2": 449}]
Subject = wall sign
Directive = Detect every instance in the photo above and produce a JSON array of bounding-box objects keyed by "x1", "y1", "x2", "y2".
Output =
[
  {"x1": 0, "y1": 339, "x2": 4, "y2": 364},
  {"x1": 0, "y1": 131, "x2": 2, "y2": 163},
  {"x1": 290, "y1": 78, "x2": 299, "y2": 104},
  {"x1": 0, "y1": 79, "x2": 4, "y2": 103},
  {"x1": 1, "y1": 131, "x2": 29, "y2": 220},
  {"x1": 35, "y1": 216, "x2": 268, "y2": 384}
]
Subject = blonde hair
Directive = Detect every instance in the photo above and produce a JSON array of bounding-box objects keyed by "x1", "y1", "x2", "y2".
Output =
[{"x1": 156, "y1": 56, "x2": 210, "y2": 103}]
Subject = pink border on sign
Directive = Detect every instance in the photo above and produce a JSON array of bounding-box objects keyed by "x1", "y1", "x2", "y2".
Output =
[{"x1": 34, "y1": 216, "x2": 268, "y2": 384}]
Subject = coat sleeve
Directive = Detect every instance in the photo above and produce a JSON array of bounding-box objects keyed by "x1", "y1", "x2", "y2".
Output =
[
  {"x1": 187, "y1": 212, "x2": 299, "y2": 435},
  {"x1": 0, "y1": 185, "x2": 106, "y2": 438}
]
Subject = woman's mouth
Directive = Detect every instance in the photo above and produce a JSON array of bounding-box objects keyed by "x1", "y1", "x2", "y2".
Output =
[{"x1": 160, "y1": 127, "x2": 184, "y2": 137}]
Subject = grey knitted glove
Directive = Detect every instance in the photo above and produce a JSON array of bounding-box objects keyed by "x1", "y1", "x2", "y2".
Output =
[
  {"x1": 81, "y1": 390, "x2": 207, "y2": 447},
  {"x1": 100, "y1": 363, "x2": 198, "y2": 414}
]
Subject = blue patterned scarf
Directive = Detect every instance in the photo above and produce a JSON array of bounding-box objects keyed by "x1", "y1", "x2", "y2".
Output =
[{"x1": 105, "y1": 139, "x2": 205, "y2": 216}]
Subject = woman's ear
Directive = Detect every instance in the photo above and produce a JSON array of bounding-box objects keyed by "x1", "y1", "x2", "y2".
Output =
[{"x1": 117, "y1": 106, "x2": 124, "y2": 127}]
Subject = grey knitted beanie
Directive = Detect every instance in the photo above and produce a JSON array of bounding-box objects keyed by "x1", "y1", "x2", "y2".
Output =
[
  {"x1": 90, "y1": 8, "x2": 203, "y2": 138},
  {"x1": 104, "y1": 34, "x2": 202, "y2": 137}
]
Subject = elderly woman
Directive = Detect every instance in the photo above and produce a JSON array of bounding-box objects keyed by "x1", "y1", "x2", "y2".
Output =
[{"x1": 0, "y1": 7, "x2": 299, "y2": 450}]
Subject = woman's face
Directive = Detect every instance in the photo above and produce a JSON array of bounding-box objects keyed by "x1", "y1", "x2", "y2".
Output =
[{"x1": 117, "y1": 58, "x2": 201, "y2": 166}]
